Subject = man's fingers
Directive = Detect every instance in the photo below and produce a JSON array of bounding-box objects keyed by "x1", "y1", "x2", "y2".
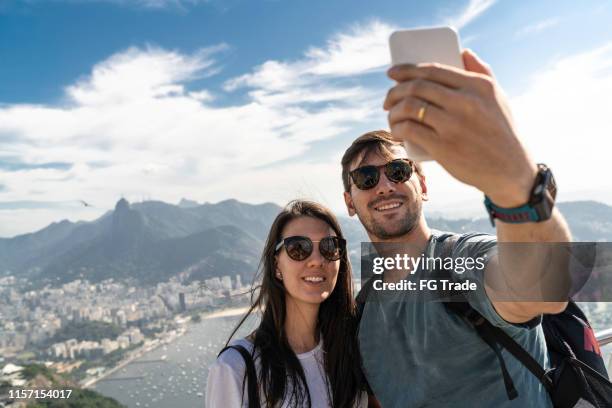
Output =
[
  {"x1": 387, "y1": 63, "x2": 477, "y2": 89},
  {"x1": 462, "y1": 49, "x2": 494, "y2": 77},
  {"x1": 383, "y1": 79, "x2": 462, "y2": 112},
  {"x1": 387, "y1": 96, "x2": 447, "y2": 130},
  {"x1": 390, "y1": 120, "x2": 439, "y2": 155}
]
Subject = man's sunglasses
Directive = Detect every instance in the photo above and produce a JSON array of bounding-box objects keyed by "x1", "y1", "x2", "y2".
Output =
[
  {"x1": 349, "y1": 159, "x2": 414, "y2": 190},
  {"x1": 275, "y1": 236, "x2": 346, "y2": 261}
]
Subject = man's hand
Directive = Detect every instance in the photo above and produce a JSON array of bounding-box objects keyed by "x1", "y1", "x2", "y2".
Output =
[
  {"x1": 384, "y1": 49, "x2": 572, "y2": 321},
  {"x1": 383, "y1": 49, "x2": 537, "y2": 207}
]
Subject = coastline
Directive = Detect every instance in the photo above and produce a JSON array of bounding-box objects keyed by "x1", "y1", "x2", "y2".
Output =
[
  {"x1": 202, "y1": 306, "x2": 250, "y2": 320},
  {"x1": 81, "y1": 305, "x2": 249, "y2": 389},
  {"x1": 81, "y1": 343, "x2": 155, "y2": 389},
  {"x1": 81, "y1": 330, "x2": 184, "y2": 389}
]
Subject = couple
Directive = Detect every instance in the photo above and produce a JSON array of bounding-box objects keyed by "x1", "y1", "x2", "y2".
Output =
[{"x1": 206, "y1": 49, "x2": 570, "y2": 407}]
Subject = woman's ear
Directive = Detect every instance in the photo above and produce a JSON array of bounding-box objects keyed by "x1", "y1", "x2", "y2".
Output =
[{"x1": 274, "y1": 257, "x2": 283, "y2": 280}]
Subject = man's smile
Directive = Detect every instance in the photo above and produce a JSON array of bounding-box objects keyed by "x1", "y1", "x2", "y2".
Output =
[{"x1": 371, "y1": 200, "x2": 405, "y2": 212}]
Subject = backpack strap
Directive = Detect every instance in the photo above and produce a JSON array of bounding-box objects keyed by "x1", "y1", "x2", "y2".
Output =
[
  {"x1": 435, "y1": 233, "x2": 554, "y2": 399},
  {"x1": 355, "y1": 275, "x2": 379, "y2": 398},
  {"x1": 446, "y1": 301, "x2": 554, "y2": 399},
  {"x1": 218, "y1": 344, "x2": 261, "y2": 408},
  {"x1": 356, "y1": 275, "x2": 377, "y2": 322}
]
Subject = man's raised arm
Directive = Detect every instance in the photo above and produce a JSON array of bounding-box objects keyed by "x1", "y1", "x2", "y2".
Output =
[{"x1": 383, "y1": 49, "x2": 571, "y2": 322}]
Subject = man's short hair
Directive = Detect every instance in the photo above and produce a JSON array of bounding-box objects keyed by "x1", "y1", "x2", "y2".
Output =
[{"x1": 341, "y1": 130, "x2": 424, "y2": 192}]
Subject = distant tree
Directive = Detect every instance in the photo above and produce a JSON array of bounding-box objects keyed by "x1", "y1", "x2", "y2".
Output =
[
  {"x1": 21, "y1": 364, "x2": 54, "y2": 381},
  {"x1": 47, "y1": 321, "x2": 122, "y2": 345},
  {"x1": 0, "y1": 380, "x2": 11, "y2": 394}
]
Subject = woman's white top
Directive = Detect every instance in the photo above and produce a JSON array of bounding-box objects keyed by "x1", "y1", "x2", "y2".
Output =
[{"x1": 206, "y1": 338, "x2": 367, "y2": 407}]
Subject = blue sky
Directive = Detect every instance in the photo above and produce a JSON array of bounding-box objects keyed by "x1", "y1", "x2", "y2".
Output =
[{"x1": 1, "y1": 0, "x2": 612, "y2": 237}]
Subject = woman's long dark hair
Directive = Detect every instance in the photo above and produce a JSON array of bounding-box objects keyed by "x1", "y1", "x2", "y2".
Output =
[{"x1": 226, "y1": 200, "x2": 365, "y2": 407}]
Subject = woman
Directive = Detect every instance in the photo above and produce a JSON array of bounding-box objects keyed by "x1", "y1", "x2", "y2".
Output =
[{"x1": 206, "y1": 200, "x2": 368, "y2": 407}]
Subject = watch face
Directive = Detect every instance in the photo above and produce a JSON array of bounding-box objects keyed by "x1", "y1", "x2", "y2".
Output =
[
  {"x1": 536, "y1": 164, "x2": 556, "y2": 200},
  {"x1": 548, "y1": 173, "x2": 557, "y2": 200},
  {"x1": 534, "y1": 185, "x2": 545, "y2": 195},
  {"x1": 529, "y1": 164, "x2": 556, "y2": 221},
  {"x1": 538, "y1": 165, "x2": 555, "y2": 220}
]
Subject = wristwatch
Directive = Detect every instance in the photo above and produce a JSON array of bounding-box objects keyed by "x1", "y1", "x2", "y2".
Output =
[{"x1": 484, "y1": 163, "x2": 557, "y2": 226}]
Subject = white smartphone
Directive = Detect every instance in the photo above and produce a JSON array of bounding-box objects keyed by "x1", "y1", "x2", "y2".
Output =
[{"x1": 388, "y1": 26, "x2": 464, "y2": 161}]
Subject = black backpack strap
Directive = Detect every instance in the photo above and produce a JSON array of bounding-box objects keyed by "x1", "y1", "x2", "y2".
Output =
[
  {"x1": 218, "y1": 345, "x2": 260, "y2": 408},
  {"x1": 446, "y1": 301, "x2": 554, "y2": 399},
  {"x1": 431, "y1": 232, "x2": 460, "y2": 258},
  {"x1": 446, "y1": 302, "x2": 518, "y2": 400},
  {"x1": 356, "y1": 275, "x2": 377, "y2": 322},
  {"x1": 436, "y1": 233, "x2": 552, "y2": 399},
  {"x1": 355, "y1": 276, "x2": 378, "y2": 398}
]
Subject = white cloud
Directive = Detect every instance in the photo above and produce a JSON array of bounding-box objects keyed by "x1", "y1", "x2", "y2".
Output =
[
  {"x1": 510, "y1": 43, "x2": 612, "y2": 203},
  {"x1": 424, "y1": 42, "x2": 612, "y2": 216},
  {"x1": 86, "y1": 0, "x2": 206, "y2": 10},
  {"x1": 225, "y1": 20, "x2": 396, "y2": 93},
  {"x1": 461, "y1": 34, "x2": 479, "y2": 46},
  {"x1": 220, "y1": 20, "x2": 392, "y2": 151},
  {"x1": 4, "y1": 16, "x2": 611, "y2": 237},
  {"x1": 515, "y1": 17, "x2": 561, "y2": 38},
  {"x1": 0, "y1": 22, "x2": 392, "y2": 236},
  {"x1": 445, "y1": 0, "x2": 497, "y2": 30},
  {"x1": 66, "y1": 45, "x2": 224, "y2": 106},
  {"x1": 305, "y1": 20, "x2": 395, "y2": 76}
]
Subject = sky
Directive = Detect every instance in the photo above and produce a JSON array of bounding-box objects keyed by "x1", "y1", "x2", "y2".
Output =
[{"x1": 1, "y1": 0, "x2": 612, "y2": 237}]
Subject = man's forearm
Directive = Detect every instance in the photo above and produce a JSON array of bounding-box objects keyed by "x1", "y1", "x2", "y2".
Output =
[
  {"x1": 495, "y1": 207, "x2": 571, "y2": 244},
  {"x1": 489, "y1": 208, "x2": 571, "y2": 321}
]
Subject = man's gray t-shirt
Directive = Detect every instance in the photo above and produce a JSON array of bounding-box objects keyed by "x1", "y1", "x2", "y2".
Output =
[{"x1": 358, "y1": 231, "x2": 552, "y2": 407}]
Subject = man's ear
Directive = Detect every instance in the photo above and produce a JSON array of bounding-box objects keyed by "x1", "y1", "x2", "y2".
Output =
[
  {"x1": 418, "y1": 174, "x2": 429, "y2": 201},
  {"x1": 343, "y1": 191, "x2": 356, "y2": 216}
]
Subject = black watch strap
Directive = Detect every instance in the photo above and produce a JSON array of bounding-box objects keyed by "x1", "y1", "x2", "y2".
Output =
[{"x1": 484, "y1": 164, "x2": 556, "y2": 226}]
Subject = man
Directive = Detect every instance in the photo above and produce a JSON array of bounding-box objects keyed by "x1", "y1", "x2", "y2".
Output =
[{"x1": 342, "y1": 49, "x2": 571, "y2": 406}]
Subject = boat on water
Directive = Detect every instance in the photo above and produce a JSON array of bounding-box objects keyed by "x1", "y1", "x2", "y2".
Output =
[{"x1": 87, "y1": 311, "x2": 611, "y2": 407}]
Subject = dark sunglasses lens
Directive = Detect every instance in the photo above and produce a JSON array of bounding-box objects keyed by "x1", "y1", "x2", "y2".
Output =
[
  {"x1": 320, "y1": 237, "x2": 343, "y2": 261},
  {"x1": 284, "y1": 237, "x2": 313, "y2": 261},
  {"x1": 386, "y1": 160, "x2": 412, "y2": 183},
  {"x1": 352, "y1": 166, "x2": 379, "y2": 190}
]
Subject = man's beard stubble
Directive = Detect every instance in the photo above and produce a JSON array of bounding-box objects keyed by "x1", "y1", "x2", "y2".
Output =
[{"x1": 357, "y1": 195, "x2": 422, "y2": 240}]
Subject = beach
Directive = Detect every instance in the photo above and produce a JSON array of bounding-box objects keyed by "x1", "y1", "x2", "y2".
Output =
[{"x1": 202, "y1": 306, "x2": 250, "y2": 320}]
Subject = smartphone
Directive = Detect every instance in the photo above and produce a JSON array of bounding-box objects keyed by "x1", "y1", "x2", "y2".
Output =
[{"x1": 388, "y1": 26, "x2": 463, "y2": 161}]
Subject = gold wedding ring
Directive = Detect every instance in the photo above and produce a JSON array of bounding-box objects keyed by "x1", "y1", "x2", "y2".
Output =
[{"x1": 417, "y1": 102, "x2": 428, "y2": 124}]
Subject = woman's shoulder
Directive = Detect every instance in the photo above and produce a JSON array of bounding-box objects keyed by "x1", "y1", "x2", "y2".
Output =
[
  {"x1": 206, "y1": 338, "x2": 256, "y2": 407},
  {"x1": 214, "y1": 338, "x2": 255, "y2": 370}
]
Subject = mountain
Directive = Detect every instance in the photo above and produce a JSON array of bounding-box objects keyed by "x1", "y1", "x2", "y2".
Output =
[
  {"x1": 427, "y1": 201, "x2": 612, "y2": 241},
  {"x1": 0, "y1": 198, "x2": 280, "y2": 286},
  {"x1": 1, "y1": 199, "x2": 611, "y2": 286},
  {"x1": 556, "y1": 201, "x2": 612, "y2": 241},
  {"x1": 178, "y1": 198, "x2": 200, "y2": 208}
]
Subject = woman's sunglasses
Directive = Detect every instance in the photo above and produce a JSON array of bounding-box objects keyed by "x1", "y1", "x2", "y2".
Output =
[
  {"x1": 275, "y1": 236, "x2": 346, "y2": 261},
  {"x1": 349, "y1": 158, "x2": 414, "y2": 190}
]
